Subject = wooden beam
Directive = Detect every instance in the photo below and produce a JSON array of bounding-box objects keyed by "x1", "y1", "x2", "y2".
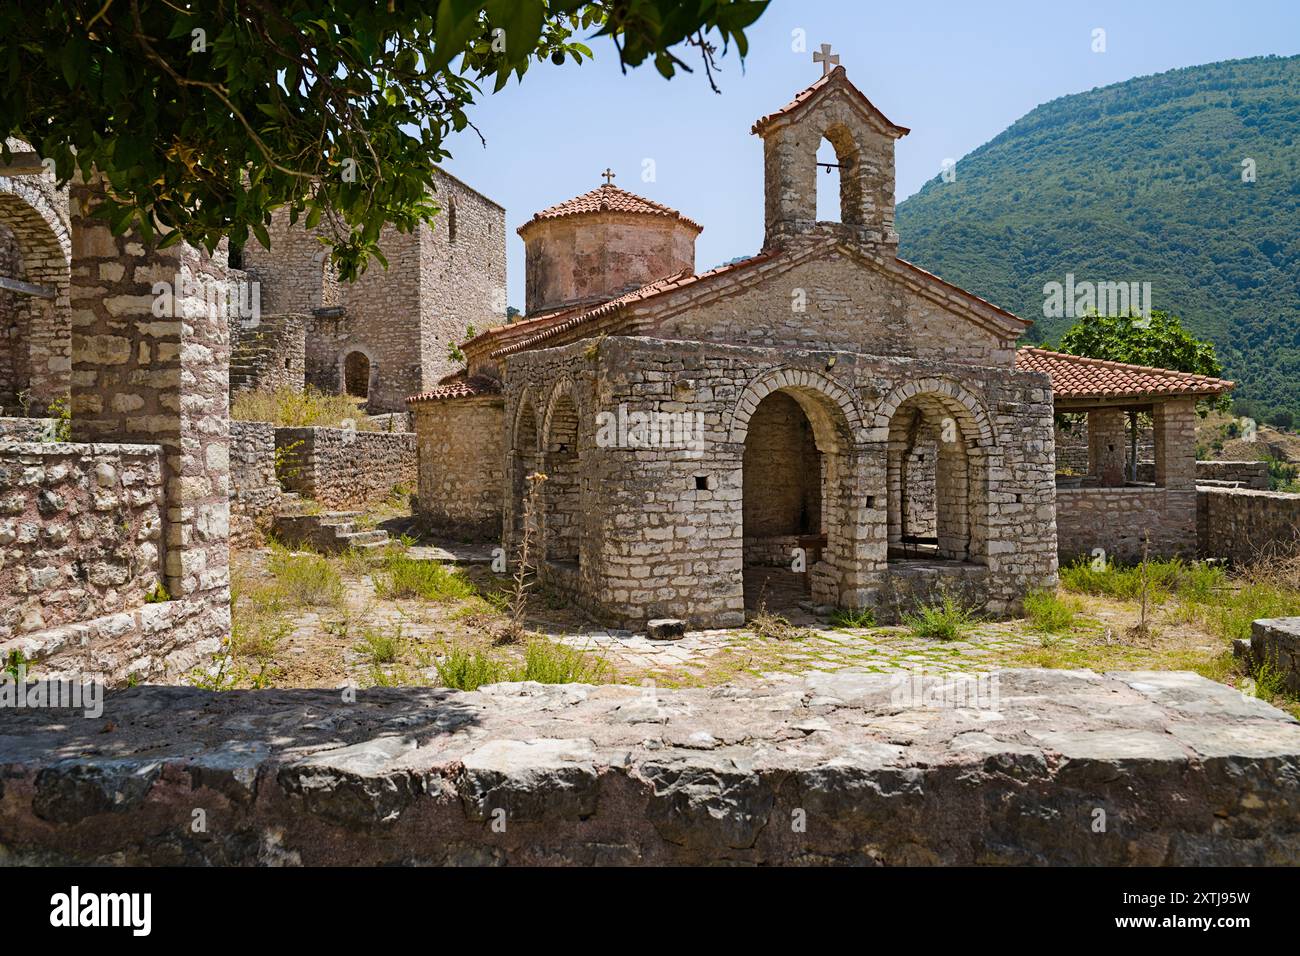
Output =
[
  {"x1": 0, "y1": 275, "x2": 56, "y2": 299},
  {"x1": 0, "y1": 151, "x2": 46, "y2": 176}
]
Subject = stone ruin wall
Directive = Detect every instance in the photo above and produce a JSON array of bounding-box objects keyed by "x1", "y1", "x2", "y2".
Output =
[
  {"x1": 229, "y1": 420, "x2": 282, "y2": 548},
  {"x1": 420, "y1": 169, "x2": 508, "y2": 392},
  {"x1": 230, "y1": 313, "x2": 307, "y2": 396},
  {"x1": 243, "y1": 169, "x2": 506, "y2": 413},
  {"x1": 0, "y1": 441, "x2": 163, "y2": 641},
  {"x1": 274, "y1": 425, "x2": 416, "y2": 510},
  {"x1": 1197, "y1": 486, "x2": 1300, "y2": 566},
  {"x1": 1055, "y1": 487, "x2": 1199, "y2": 565},
  {"x1": 411, "y1": 397, "x2": 504, "y2": 538}
]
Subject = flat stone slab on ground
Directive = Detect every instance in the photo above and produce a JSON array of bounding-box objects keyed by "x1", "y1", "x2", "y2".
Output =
[{"x1": 0, "y1": 669, "x2": 1297, "y2": 865}]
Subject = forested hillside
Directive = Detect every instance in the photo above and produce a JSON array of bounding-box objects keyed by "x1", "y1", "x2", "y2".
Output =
[{"x1": 896, "y1": 55, "x2": 1300, "y2": 422}]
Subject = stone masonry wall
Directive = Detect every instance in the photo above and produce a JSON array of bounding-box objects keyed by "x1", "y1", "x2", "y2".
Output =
[
  {"x1": 1056, "y1": 487, "x2": 1198, "y2": 564},
  {"x1": 0, "y1": 417, "x2": 56, "y2": 441},
  {"x1": 1197, "y1": 487, "x2": 1300, "y2": 565},
  {"x1": 503, "y1": 336, "x2": 1057, "y2": 628},
  {"x1": 229, "y1": 420, "x2": 282, "y2": 548},
  {"x1": 230, "y1": 313, "x2": 306, "y2": 395},
  {"x1": 411, "y1": 397, "x2": 503, "y2": 538},
  {"x1": 275, "y1": 426, "x2": 415, "y2": 509},
  {"x1": 247, "y1": 169, "x2": 506, "y2": 413},
  {"x1": 0, "y1": 441, "x2": 163, "y2": 639},
  {"x1": 1196, "y1": 460, "x2": 1271, "y2": 489}
]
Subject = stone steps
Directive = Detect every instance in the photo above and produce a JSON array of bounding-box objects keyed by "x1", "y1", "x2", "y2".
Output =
[{"x1": 271, "y1": 509, "x2": 391, "y2": 554}]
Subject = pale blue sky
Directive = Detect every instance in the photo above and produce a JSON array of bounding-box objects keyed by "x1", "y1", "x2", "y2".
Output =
[{"x1": 440, "y1": 0, "x2": 1300, "y2": 311}]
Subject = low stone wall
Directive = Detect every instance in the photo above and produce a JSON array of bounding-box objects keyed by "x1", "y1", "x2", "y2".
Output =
[
  {"x1": 1251, "y1": 618, "x2": 1300, "y2": 695},
  {"x1": 1196, "y1": 460, "x2": 1270, "y2": 490},
  {"x1": 0, "y1": 441, "x2": 163, "y2": 640},
  {"x1": 367, "y1": 411, "x2": 413, "y2": 433},
  {"x1": 1056, "y1": 486, "x2": 1197, "y2": 564},
  {"x1": 1198, "y1": 486, "x2": 1300, "y2": 565},
  {"x1": 411, "y1": 398, "x2": 503, "y2": 537},
  {"x1": 229, "y1": 421, "x2": 282, "y2": 548},
  {"x1": 0, "y1": 669, "x2": 1297, "y2": 865},
  {"x1": 275, "y1": 426, "x2": 416, "y2": 509},
  {"x1": 0, "y1": 418, "x2": 57, "y2": 441}
]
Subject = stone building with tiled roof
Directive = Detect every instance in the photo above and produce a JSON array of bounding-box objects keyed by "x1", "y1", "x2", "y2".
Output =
[{"x1": 409, "y1": 66, "x2": 1231, "y2": 628}]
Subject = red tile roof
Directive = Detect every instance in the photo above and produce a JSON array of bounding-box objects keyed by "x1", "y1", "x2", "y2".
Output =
[
  {"x1": 1015, "y1": 347, "x2": 1234, "y2": 402},
  {"x1": 751, "y1": 66, "x2": 910, "y2": 138},
  {"x1": 406, "y1": 373, "x2": 502, "y2": 404},
  {"x1": 518, "y1": 184, "x2": 702, "y2": 234},
  {"x1": 490, "y1": 252, "x2": 780, "y2": 359}
]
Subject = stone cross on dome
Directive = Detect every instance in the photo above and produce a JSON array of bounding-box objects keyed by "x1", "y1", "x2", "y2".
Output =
[
  {"x1": 601, "y1": 167, "x2": 616, "y2": 186},
  {"x1": 813, "y1": 43, "x2": 839, "y2": 76}
]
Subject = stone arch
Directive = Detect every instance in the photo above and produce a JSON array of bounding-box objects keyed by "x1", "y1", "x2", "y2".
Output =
[
  {"x1": 877, "y1": 379, "x2": 994, "y2": 564},
  {"x1": 0, "y1": 175, "x2": 72, "y2": 415},
  {"x1": 817, "y1": 122, "x2": 864, "y2": 225},
  {"x1": 873, "y1": 377, "x2": 995, "y2": 447},
  {"x1": 341, "y1": 348, "x2": 372, "y2": 398},
  {"x1": 540, "y1": 381, "x2": 581, "y2": 565},
  {"x1": 729, "y1": 367, "x2": 864, "y2": 447},
  {"x1": 507, "y1": 390, "x2": 542, "y2": 551},
  {"x1": 730, "y1": 367, "x2": 863, "y2": 610}
]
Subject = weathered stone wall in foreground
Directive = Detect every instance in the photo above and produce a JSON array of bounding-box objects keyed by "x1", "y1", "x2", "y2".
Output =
[
  {"x1": 0, "y1": 441, "x2": 163, "y2": 639},
  {"x1": 274, "y1": 426, "x2": 415, "y2": 509},
  {"x1": 1198, "y1": 486, "x2": 1300, "y2": 565},
  {"x1": 0, "y1": 669, "x2": 1296, "y2": 866}
]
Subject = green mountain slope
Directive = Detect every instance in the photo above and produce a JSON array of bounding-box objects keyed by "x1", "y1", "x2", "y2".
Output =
[{"x1": 896, "y1": 55, "x2": 1300, "y2": 420}]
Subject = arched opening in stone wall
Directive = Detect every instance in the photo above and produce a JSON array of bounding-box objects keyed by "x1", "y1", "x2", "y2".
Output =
[
  {"x1": 742, "y1": 390, "x2": 827, "y2": 610},
  {"x1": 343, "y1": 350, "x2": 370, "y2": 398},
  {"x1": 815, "y1": 124, "x2": 862, "y2": 225},
  {"x1": 886, "y1": 393, "x2": 987, "y2": 564},
  {"x1": 510, "y1": 397, "x2": 540, "y2": 550},
  {"x1": 542, "y1": 392, "x2": 581, "y2": 566},
  {"x1": 0, "y1": 181, "x2": 71, "y2": 417}
]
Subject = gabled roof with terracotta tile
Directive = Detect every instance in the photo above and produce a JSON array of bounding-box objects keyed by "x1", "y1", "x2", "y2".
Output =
[
  {"x1": 406, "y1": 373, "x2": 502, "y2": 404},
  {"x1": 518, "y1": 183, "x2": 703, "y2": 235},
  {"x1": 1015, "y1": 347, "x2": 1234, "y2": 403},
  {"x1": 489, "y1": 251, "x2": 785, "y2": 359},
  {"x1": 751, "y1": 66, "x2": 910, "y2": 138}
]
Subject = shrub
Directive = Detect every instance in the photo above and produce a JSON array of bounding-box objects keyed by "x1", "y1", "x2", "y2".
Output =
[
  {"x1": 903, "y1": 592, "x2": 977, "y2": 641},
  {"x1": 373, "y1": 553, "x2": 476, "y2": 602},
  {"x1": 1023, "y1": 589, "x2": 1079, "y2": 633},
  {"x1": 354, "y1": 623, "x2": 406, "y2": 665},
  {"x1": 433, "y1": 646, "x2": 512, "y2": 691},
  {"x1": 518, "y1": 639, "x2": 610, "y2": 684},
  {"x1": 232, "y1": 385, "x2": 383, "y2": 430},
  {"x1": 266, "y1": 546, "x2": 346, "y2": 607},
  {"x1": 829, "y1": 606, "x2": 876, "y2": 629}
]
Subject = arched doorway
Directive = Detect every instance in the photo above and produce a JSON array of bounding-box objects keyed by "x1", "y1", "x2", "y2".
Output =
[
  {"x1": 740, "y1": 388, "x2": 843, "y2": 612},
  {"x1": 509, "y1": 397, "x2": 540, "y2": 550},
  {"x1": 343, "y1": 350, "x2": 370, "y2": 398},
  {"x1": 886, "y1": 393, "x2": 987, "y2": 564},
  {"x1": 0, "y1": 180, "x2": 71, "y2": 416},
  {"x1": 541, "y1": 391, "x2": 580, "y2": 567}
]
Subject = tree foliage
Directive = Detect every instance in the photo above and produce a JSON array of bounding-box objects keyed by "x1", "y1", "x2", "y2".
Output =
[
  {"x1": 0, "y1": 0, "x2": 768, "y2": 279},
  {"x1": 1056, "y1": 310, "x2": 1230, "y2": 411}
]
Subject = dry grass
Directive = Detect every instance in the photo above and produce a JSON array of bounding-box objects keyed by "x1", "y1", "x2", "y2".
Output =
[{"x1": 232, "y1": 385, "x2": 383, "y2": 430}]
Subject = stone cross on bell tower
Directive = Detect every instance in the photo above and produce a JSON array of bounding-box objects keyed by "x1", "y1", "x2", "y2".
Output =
[{"x1": 813, "y1": 44, "x2": 839, "y2": 76}]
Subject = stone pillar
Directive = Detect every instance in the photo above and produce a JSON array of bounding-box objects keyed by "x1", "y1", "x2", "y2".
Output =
[
  {"x1": 1087, "y1": 408, "x2": 1127, "y2": 487},
  {"x1": 68, "y1": 180, "x2": 231, "y2": 606},
  {"x1": 1153, "y1": 398, "x2": 1197, "y2": 490}
]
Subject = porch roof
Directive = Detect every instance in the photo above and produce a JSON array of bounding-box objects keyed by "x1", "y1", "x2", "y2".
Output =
[{"x1": 1015, "y1": 347, "x2": 1234, "y2": 409}]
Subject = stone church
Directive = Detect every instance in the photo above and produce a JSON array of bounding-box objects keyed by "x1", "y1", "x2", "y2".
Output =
[{"x1": 407, "y1": 66, "x2": 1231, "y2": 629}]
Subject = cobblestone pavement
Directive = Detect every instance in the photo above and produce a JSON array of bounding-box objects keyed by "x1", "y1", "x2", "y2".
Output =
[{"x1": 546, "y1": 619, "x2": 1064, "y2": 686}]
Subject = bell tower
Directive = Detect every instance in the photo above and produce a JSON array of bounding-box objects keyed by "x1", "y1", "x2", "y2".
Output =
[{"x1": 751, "y1": 56, "x2": 910, "y2": 252}]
